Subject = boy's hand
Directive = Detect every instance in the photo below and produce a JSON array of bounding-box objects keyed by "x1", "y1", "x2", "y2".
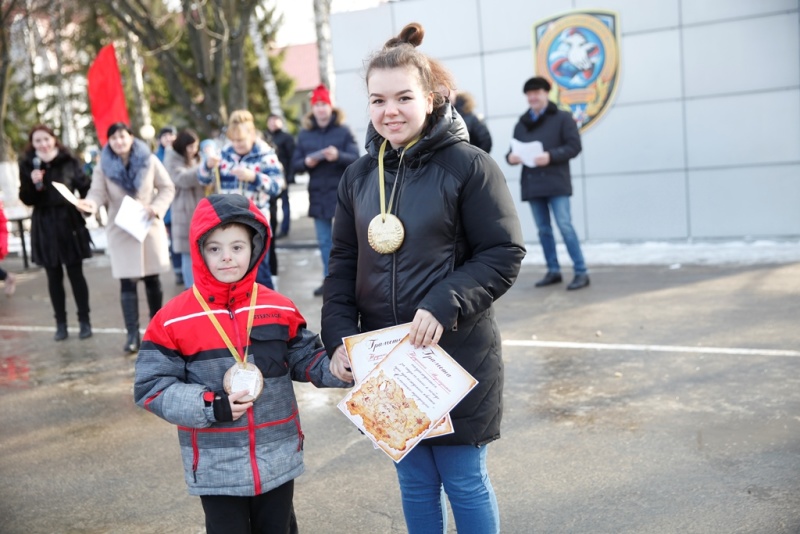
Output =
[
  {"x1": 329, "y1": 345, "x2": 353, "y2": 383},
  {"x1": 228, "y1": 389, "x2": 253, "y2": 420}
]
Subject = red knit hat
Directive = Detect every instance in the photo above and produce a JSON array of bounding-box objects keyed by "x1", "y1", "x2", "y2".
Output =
[{"x1": 310, "y1": 84, "x2": 332, "y2": 105}]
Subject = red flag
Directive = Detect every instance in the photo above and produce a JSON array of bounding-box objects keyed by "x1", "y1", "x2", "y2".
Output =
[{"x1": 87, "y1": 44, "x2": 130, "y2": 146}]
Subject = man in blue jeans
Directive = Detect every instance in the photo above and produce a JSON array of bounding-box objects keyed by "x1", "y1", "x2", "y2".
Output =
[{"x1": 507, "y1": 76, "x2": 590, "y2": 290}]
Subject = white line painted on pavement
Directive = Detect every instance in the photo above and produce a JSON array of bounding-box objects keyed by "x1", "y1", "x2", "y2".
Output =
[
  {"x1": 4, "y1": 325, "x2": 797, "y2": 357},
  {"x1": 503, "y1": 340, "x2": 800, "y2": 357},
  {"x1": 0, "y1": 325, "x2": 132, "y2": 334}
]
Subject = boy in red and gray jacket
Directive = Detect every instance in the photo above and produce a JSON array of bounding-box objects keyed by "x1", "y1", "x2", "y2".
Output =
[{"x1": 134, "y1": 194, "x2": 350, "y2": 533}]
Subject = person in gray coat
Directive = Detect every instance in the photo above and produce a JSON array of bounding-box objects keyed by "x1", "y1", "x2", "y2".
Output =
[
  {"x1": 507, "y1": 76, "x2": 590, "y2": 290},
  {"x1": 163, "y1": 129, "x2": 206, "y2": 287}
]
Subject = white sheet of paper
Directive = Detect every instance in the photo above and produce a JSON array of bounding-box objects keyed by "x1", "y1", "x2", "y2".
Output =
[
  {"x1": 510, "y1": 139, "x2": 544, "y2": 168},
  {"x1": 114, "y1": 195, "x2": 152, "y2": 243},
  {"x1": 51, "y1": 182, "x2": 79, "y2": 206},
  {"x1": 231, "y1": 368, "x2": 259, "y2": 397}
]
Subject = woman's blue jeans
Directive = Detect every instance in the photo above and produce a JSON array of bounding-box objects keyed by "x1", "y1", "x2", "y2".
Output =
[
  {"x1": 394, "y1": 444, "x2": 499, "y2": 534},
  {"x1": 314, "y1": 217, "x2": 333, "y2": 277},
  {"x1": 529, "y1": 196, "x2": 587, "y2": 275}
]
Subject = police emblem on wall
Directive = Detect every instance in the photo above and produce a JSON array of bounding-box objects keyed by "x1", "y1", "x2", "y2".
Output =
[{"x1": 534, "y1": 10, "x2": 620, "y2": 132}]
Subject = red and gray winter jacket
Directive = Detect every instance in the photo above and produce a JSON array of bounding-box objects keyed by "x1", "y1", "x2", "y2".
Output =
[{"x1": 134, "y1": 194, "x2": 350, "y2": 496}]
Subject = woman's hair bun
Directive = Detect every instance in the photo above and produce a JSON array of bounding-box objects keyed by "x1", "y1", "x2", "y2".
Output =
[{"x1": 384, "y1": 22, "x2": 424, "y2": 48}]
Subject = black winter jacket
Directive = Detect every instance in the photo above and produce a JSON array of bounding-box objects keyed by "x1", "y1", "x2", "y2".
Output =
[
  {"x1": 321, "y1": 105, "x2": 526, "y2": 446},
  {"x1": 18, "y1": 149, "x2": 92, "y2": 267},
  {"x1": 460, "y1": 112, "x2": 493, "y2": 153},
  {"x1": 292, "y1": 110, "x2": 359, "y2": 220},
  {"x1": 508, "y1": 101, "x2": 582, "y2": 199},
  {"x1": 267, "y1": 128, "x2": 296, "y2": 184}
]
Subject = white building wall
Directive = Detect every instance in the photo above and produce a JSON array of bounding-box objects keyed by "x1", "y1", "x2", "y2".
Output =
[{"x1": 331, "y1": 0, "x2": 800, "y2": 242}]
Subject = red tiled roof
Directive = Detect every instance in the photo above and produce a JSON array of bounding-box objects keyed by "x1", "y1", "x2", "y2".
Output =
[{"x1": 274, "y1": 43, "x2": 320, "y2": 92}]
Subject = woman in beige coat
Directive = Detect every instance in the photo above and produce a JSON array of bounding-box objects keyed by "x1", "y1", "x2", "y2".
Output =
[
  {"x1": 162, "y1": 129, "x2": 205, "y2": 287},
  {"x1": 77, "y1": 122, "x2": 175, "y2": 353}
]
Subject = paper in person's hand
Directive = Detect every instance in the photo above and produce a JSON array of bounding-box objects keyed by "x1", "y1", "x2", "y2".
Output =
[
  {"x1": 344, "y1": 324, "x2": 411, "y2": 383},
  {"x1": 307, "y1": 149, "x2": 326, "y2": 161},
  {"x1": 510, "y1": 139, "x2": 544, "y2": 167},
  {"x1": 343, "y1": 324, "x2": 454, "y2": 438},
  {"x1": 52, "y1": 182, "x2": 79, "y2": 206},
  {"x1": 114, "y1": 195, "x2": 152, "y2": 242},
  {"x1": 338, "y1": 335, "x2": 477, "y2": 462}
]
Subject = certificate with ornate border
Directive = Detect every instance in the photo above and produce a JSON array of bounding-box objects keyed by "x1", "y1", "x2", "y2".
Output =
[
  {"x1": 338, "y1": 334, "x2": 477, "y2": 462},
  {"x1": 343, "y1": 324, "x2": 453, "y2": 438}
]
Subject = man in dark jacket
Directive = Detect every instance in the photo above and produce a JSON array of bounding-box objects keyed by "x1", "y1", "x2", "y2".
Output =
[
  {"x1": 266, "y1": 114, "x2": 295, "y2": 239},
  {"x1": 292, "y1": 84, "x2": 359, "y2": 296},
  {"x1": 507, "y1": 76, "x2": 590, "y2": 290}
]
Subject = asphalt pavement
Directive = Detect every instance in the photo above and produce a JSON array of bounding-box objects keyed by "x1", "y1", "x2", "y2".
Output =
[{"x1": 1, "y1": 188, "x2": 799, "y2": 534}]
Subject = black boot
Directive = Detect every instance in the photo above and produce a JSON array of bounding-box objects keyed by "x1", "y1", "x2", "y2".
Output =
[
  {"x1": 54, "y1": 322, "x2": 68, "y2": 341},
  {"x1": 145, "y1": 279, "x2": 163, "y2": 319},
  {"x1": 121, "y1": 293, "x2": 140, "y2": 353},
  {"x1": 566, "y1": 274, "x2": 591, "y2": 291},
  {"x1": 79, "y1": 320, "x2": 92, "y2": 339},
  {"x1": 535, "y1": 272, "x2": 563, "y2": 287}
]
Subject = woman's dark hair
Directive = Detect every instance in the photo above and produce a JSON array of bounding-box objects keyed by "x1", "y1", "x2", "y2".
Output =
[
  {"x1": 23, "y1": 124, "x2": 67, "y2": 154},
  {"x1": 106, "y1": 122, "x2": 133, "y2": 140},
  {"x1": 365, "y1": 23, "x2": 455, "y2": 121},
  {"x1": 172, "y1": 129, "x2": 200, "y2": 161}
]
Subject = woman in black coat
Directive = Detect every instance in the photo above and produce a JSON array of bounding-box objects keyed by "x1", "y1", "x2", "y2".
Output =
[
  {"x1": 322, "y1": 23, "x2": 525, "y2": 534},
  {"x1": 19, "y1": 124, "x2": 93, "y2": 340}
]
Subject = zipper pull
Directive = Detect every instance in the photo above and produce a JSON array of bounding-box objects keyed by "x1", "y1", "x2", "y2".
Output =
[{"x1": 228, "y1": 309, "x2": 234, "y2": 320}]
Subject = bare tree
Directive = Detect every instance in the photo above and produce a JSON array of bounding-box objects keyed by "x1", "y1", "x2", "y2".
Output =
[
  {"x1": 122, "y1": 30, "x2": 153, "y2": 140},
  {"x1": 313, "y1": 0, "x2": 334, "y2": 95},
  {"x1": 50, "y1": 2, "x2": 75, "y2": 147},
  {"x1": 105, "y1": 0, "x2": 259, "y2": 135},
  {"x1": 0, "y1": 0, "x2": 23, "y2": 162},
  {"x1": 249, "y1": 4, "x2": 283, "y2": 120}
]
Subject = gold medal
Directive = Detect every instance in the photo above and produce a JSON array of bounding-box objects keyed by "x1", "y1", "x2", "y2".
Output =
[
  {"x1": 223, "y1": 361, "x2": 264, "y2": 403},
  {"x1": 368, "y1": 213, "x2": 405, "y2": 254},
  {"x1": 369, "y1": 137, "x2": 419, "y2": 254},
  {"x1": 193, "y1": 284, "x2": 263, "y2": 404}
]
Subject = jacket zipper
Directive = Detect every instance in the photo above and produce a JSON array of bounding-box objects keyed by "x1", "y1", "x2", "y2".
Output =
[
  {"x1": 230, "y1": 303, "x2": 261, "y2": 495},
  {"x1": 390, "y1": 162, "x2": 406, "y2": 324},
  {"x1": 191, "y1": 429, "x2": 199, "y2": 482},
  {"x1": 248, "y1": 408, "x2": 261, "y2": 494}
]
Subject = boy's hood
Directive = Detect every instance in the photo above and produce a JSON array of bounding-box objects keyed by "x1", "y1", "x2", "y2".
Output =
[{"x1": 190, "y1": 194, "x2": 270, "y2": 301}]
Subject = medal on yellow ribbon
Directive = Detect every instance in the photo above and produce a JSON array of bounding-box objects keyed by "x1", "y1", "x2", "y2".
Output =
[
  {"x1": 193, "y1": 284, "x2": 263, "y2": 403},
  {"x1": 367, "y1": 137, "x2": 419, "y2": 254}
]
